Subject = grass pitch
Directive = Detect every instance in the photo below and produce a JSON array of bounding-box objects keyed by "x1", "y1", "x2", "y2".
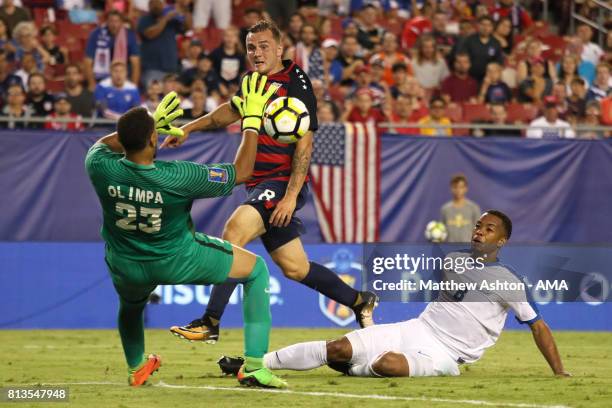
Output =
[{"x1": 1, "y1": 328, "x2": 611, "y2": 408}]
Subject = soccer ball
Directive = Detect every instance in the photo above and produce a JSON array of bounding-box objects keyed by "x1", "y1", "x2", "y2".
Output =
[
  {"x1": 425, "y1": 221, "x2": 448, "y2": 242},
  {"x1": 263, "y1": 97, "x2": 310, "y2": 144}
]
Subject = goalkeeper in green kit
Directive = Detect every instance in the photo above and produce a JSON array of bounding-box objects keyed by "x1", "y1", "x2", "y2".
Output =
[{"x1": 85, "y1": 73, "x2": 286, "y2": 388}]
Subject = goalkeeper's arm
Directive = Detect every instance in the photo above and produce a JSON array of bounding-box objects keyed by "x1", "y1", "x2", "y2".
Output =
[{"x1": 161, "y1": 102, "x2": 241, "y2": 148}]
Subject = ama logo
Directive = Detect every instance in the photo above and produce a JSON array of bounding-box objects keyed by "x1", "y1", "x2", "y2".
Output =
[{"x1": 319, "y1": 249, "x2": 363, "y2": 327}]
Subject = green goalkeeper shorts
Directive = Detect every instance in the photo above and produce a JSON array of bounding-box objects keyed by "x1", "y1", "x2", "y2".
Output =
[{"x1": 105, "y1": 232, "x2": 234, "y2": 303}]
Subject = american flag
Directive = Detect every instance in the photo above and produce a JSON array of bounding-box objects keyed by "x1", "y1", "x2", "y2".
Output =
[{"x1": 310, "y1": 122, "x2": 380, "y2": 242}]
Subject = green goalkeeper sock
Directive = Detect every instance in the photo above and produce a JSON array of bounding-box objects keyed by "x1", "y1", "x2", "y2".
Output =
[
  {"x1": 117, "y1": 297, "x2": 147, "y2": 370},
  {"x1": 245, "y1": 357, "x2": 264, "y2": 372},
  {"x1": 242, "y1": 256, "x2": 271, "y2": 361}
]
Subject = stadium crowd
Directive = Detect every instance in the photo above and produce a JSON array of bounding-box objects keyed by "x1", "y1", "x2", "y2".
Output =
[{"x1": 0, "y1": 0, "x2": 611, "y2": 138}]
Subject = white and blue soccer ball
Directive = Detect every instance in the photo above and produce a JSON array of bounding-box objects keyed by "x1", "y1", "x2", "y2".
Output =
[
  {"x1": 425, "y1": 221, "x2": 448, "y2": 242},
  {"x1": 263, "y1": 96, "x2": 310, "y2": 144}
]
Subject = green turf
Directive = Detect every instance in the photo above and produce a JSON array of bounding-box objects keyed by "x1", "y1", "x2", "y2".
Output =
[{"x1": 1, "y1": 328, "x2": 610, "y2": 408}]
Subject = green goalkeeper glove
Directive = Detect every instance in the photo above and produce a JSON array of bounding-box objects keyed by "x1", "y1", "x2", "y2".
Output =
[
  {"x1": 153, "y1": 91, "x2": 184, "y2": 138},
  {"x1": 231, "y1": 72, "x2": 280, "y2": 132}
]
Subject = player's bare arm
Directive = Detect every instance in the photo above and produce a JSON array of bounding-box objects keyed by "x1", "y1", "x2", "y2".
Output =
[
  {"x1": 161, "y1": 103, "x2": 241, "y2": 148},
  {"x1": 269, "y1": 131, "x2": 313, "y2": 227},
  {"x1": 233, "y1": 128, "x2": 260, "y2": 184},
  {"x1": 529, "y1": 319, "x2": 571, "y2": 377}
]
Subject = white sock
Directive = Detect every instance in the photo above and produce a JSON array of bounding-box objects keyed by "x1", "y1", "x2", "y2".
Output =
[
  {"x1": 263, "y1": 341, "x2": 327, "y2": 370},
  {"x1": 348, "y1": 363, "x2": 379, "y2": 377}
]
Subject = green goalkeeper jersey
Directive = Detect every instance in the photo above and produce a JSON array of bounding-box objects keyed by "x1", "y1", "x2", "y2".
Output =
[{"x1": 85, "y1": 143, "x2": 236, "y2": 261}]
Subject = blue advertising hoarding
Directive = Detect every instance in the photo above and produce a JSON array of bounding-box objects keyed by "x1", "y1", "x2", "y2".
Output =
[{"x1": 1, "y1": 243, "x2": 610, "y2": 331}]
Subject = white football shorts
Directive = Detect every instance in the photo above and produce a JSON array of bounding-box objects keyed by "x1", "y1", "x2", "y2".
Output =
[{"x1": 344, "y1": 318, "x2": 460, "y2": 377}]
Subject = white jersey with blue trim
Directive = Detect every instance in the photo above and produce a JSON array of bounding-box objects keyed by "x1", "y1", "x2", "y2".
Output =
[{"x1": 418, "y1": 251, "x2": 540, "y2": 364}]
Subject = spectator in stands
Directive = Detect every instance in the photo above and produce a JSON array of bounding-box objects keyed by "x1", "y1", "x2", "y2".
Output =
[
  {"x1": 193, "y1": 0, "x2": 231, "y2": 31},
  {"x1": 458, "y1": 17, "x2": 475, "y2": 39},
  {"x1": 321, "y1": 38, "x2": 341, "y2": 84},
  {"x1": 395, "y1": 75, "x2": 429, "y2": 119},
  {"x1": 527, "y1": 95, "x2": 575, "y2": 138},
  {"x1": 479, "y1": 62, "x2": 512, "y2": 104},
  {"x1": 183, "y1": 88, "x2": 208, "y2": 119},
  {"x1": 605, "y1": 30, "x2": 612, "y2": 65},
  {"x1": 85, "y1": 10, "x2": 140, "y2": 90},
  {"x1": 460, "y1": 16, "x2": 504, "y2": 83},
  {"x1": 317, "y1": 100, "x2": 340, "y2": 124},
  {"x1": 64, "y1": 63, "x2": 95, "y2": 118},
  {"x1": 342, "y1": 88, "x2": 387, "y2": 125},
  {"x1": 310, "y1": 78, "x2": 330, "y2": 105},
  {"x1": 94, "y1": 61, "x2": 140, "y2": 120},
  {"x1": 557, "y1": 54, "x2": 583, "y2": 96},
  {"x1": 316, "y1": 16, "x2": 332, "y2": 41},
  {"x1": 240, "y1": 8, "x2": 263, "y2": 45},
  {"x1": 369, "y1": 32, "x2": 411, "y2": 87},
  {"x1": 389, "y1": 62, "x2": 409, "y2": 99},
  {"x1": 490, "y1": 0, "x2": 533, "y2": 36},
  {"x1": 431, "y1": 10, "x2": 455, "y2": 56},
  {"x1": 40, "y1": 26, "x2": 67, "y2": 66},
  {"x1": 293, "y1": 23, "x2": 323, "y2": 82},
  {"x1": 418, "y1": 96, "x2": 452, "y2": 136},
  {"x1": 336, "y1": 35, "x2": 365, "y2": 82},
  {"x1": 350, "y1": 64, "x2": 385, "y2": 106},
  {"x1": 44, "y1": 93, "x2": 84, "y2": 131},
  {"x1": 412, "y1": 34, "x2": 449, "y2": 91},
  {"x1": 0, "y1": 19, "x2": 12, "y2": 57},
  {"x1": 474, "y1": 102, "x2": 521, "y2": 137},
  {"x1": 182, "y1": 39, "x2": 203, "y2": 70},
  {"x1": 356, "y1": 4, "x2": 385, "y2": 51},
  {"x1": 286, "y1": 12, "x2": 304, "y2": 43},
  {"x1": 440, "y1": 52, "x2": 479, "y2": 104},
  {"x1": 388, "y1": 93, "x2": 420, "y2": 135},
  {"x1": 13, "y1": 22, "x2": 50, "y2": 71},
  {"x1": 162, "y1": 73, "x2": 182, "y2": 94},
  {"x1": 578, "y1": 100, "x2": 607, "y2": 139},
  {"x1": 567, "y1": 77, "x2": 587, "y2": 118},
  {"x1": 180, "y1": 53, "x2": 223, "y2": 97},
  {"x1": 26, "y1": 73, "x2": 54, "y2": 126},
  {"x1": 210, "y1": 26, "x2": 246, "y2": 92},
  {"x1": 141, "y1": 79, "x2": 162, "y2": 112},
  {"x1": 517, "y1": 57, "x2": 553, "y2": 104},
  {"x1": 190, "y1": 77, "x2": 219, "y2": 111},
  {"x1": 493, "y1": 17, "x2": 513, "y2": 56},
  {"x1": 600, "y1": 94, "x2": 612, "y2": 125},
  {"x1": 0, "y1": 49, "x2": 21, "y2": 98},
  {"x1": 516, "y1": 39, "x2": 555, "y2": 84},
  {"x1": 586, "y1": 63, "x2": 611, "y2": 102},
  {"x1": 0, "y1": 0, "x2": 30, "y2": 39},
  {"x1": 576, "y1": 23, "x2": 603, "y2": 66},
  {"x1": 14, "y1": 51, "x2": 36, "y2": 89},
  {"x1": 138, "y1": 0, "x2": 189, "y2": 87},
  {"x1": 1, "y1": 82, "x2": 30, "y2": 129},
  {"x1": 440, "y1": 173, "x2": 481, "y2": 243},
  {"x1": 551, "y1": 81, "x2": 569, "y2": 118}
]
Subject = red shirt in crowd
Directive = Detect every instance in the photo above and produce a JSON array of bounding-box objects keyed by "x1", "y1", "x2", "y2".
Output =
[
  {"x1": 44, "y1": 113, "x2": 84, "y2": 131},
  {"x1": 347, "y1": 107, "x2": 386, "y2": 124},
  {"x1": 440, "y1": 74, "x2": 480, "y2": 103}
]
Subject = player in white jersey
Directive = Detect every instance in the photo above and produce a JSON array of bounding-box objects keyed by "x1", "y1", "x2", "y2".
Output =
[{"x1": 219, "y1": 210, "x2": 570, "y2": 378}]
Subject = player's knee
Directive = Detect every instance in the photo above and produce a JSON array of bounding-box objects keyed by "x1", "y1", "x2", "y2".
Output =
[
  {"x1": 326, "y1": 338, "x2": 352, "y2": 362},
  {"x1": 222, "y1": 220, "x2": 248, "y2": 247},
  {"x1": 371, "y1": 352, "x2": 409, "y2": 377},
  {"x1": 272, "y1": 254, "x2": 309, "y2": 281}
]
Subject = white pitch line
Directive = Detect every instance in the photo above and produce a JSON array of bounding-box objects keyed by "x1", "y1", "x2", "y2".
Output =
[{"x1": 39, "y1": 381, "x2": 572, "y2": 408}]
